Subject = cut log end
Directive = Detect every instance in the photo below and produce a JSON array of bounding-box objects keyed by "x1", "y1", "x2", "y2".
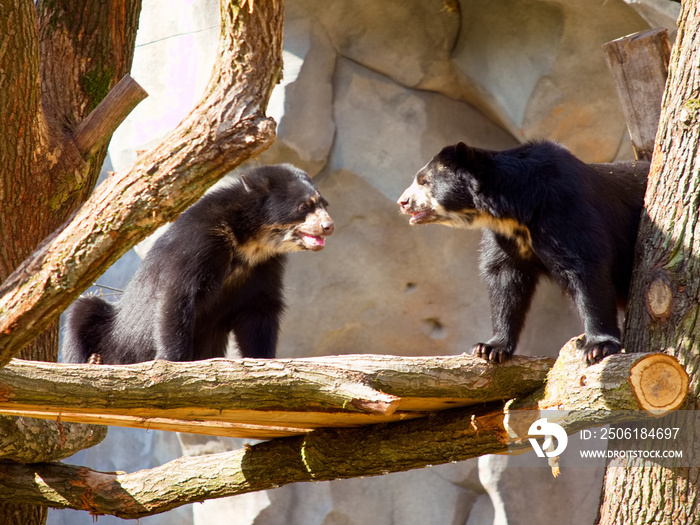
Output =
[{"x1": 628, "y1": 353, "x2": 688, "y2": 414}]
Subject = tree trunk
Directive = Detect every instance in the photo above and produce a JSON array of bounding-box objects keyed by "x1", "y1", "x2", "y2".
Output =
[
  {"x1": 597, "y1": 1, "x2": 700, "y2": 523},
  {"x1": 0, "y1": 502, "x2": 47, "y2": 525},
  {"x1": 0, "y1": 1, "x2": 142, "y2": 523},
  {"x1": 0, "y1": 1, "x2": 283, "y2": 519},
  {"x1": 1, "y1": 0, "x2": 142, "y2": 294}
]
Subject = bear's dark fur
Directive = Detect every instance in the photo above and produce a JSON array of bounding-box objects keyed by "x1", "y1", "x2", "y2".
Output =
[
  {"x1": 397, "y1": 140, "x2": 649, "y2": 365},
  {"x1": 63, "y1": 164, "x2": 334, "y2": 364}
]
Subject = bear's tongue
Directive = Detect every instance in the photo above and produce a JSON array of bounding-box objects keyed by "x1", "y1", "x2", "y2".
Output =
[
  {"x1": 303, "y1": 234, "x2": 325, "y2": 248},
  {"x1": 409, "y1": 211, "x2": 430, "y2": 224}
]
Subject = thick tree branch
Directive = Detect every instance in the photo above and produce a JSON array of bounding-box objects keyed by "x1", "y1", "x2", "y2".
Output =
[
  {"x1": 0, "y1": 354, "x2": 554, "y2": 439},
  {"x1": 0, "y1": 0, "x2": 284, "y2": 366},
  {"x1": 0, "y1": 338, "x2": 687, "y2": 518}
]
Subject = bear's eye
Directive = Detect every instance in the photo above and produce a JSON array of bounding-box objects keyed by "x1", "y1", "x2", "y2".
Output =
[
  {"x1": 417, "y1": 174, "x2": 427, "y2": 185},
  {"x1": 298, "y1": 203, "x2": 309, "y2": 214}
]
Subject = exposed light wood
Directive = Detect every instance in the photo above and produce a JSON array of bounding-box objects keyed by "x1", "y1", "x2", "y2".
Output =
[{"x1": 602, "y1": 27, "x2": 671, "y2": 160}]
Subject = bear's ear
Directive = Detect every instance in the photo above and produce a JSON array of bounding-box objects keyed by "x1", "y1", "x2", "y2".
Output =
[
  {"x1": 240, "y1": 172, "x2": 271, "y2": 193},
  {"x1": 455, "y1": 142, "x2": 470, "y2": 156},
  {"x1": 454, "y1": 141, "x2": 489, "y2": 169},
  {"x1": 454, "y1": 142, "x2": 478, "y2": 164}
]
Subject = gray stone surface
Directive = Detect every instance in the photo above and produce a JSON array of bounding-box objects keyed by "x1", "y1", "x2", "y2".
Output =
[
  {"x1": 53, "y1": 1, "x2": 679, "y2": 524},
  {"x1": 454, "y1": 0, "x2": 651, "y2": 160},
  {"x1": 475, "y1": 453, "x2": 606, "y2": 525},
  {"x1": 624, "y1": 0, "x2": 681, "y2": 36}
]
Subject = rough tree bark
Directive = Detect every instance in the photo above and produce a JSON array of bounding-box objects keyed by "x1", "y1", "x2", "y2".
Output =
[
  {"x1": 0, "y1": 0, "x2": 141, "y2": 357},
  {"x1": 598, "y1": 1, "x2": 700, "y2": 523},
  {"x1": 0, "y1": 348, "x2": 687, "y2": 443},
  {"x1": 0, "y1": 339, "x2": 687, "y2": 518},
  {"x1": 0, "y1": 1, "x2": 142, "y2": 523}
]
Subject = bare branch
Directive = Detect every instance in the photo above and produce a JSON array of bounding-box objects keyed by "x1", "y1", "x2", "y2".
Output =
[
  {"x1": 0, "y1": 353, "x2": 554, "y2": 439},
  {"x1": 72, "y1": 75, "x2": 148, "y2": 158}
]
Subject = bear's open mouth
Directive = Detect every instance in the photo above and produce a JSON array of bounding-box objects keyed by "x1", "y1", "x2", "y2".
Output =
[
  {"x1": 409, "y1": 210, "x2": 434, "y2": 225},
  {"x1": 299, "y1": 232, "x2": 326, "y2": 251}
]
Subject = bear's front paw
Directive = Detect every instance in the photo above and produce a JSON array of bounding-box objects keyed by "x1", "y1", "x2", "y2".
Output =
[
  {"x1": 584, "y1": 340, "x2": 622, "y2": 365},
  {"x1": 471, "y1": 342, "x2": 514, "y2": 363},
  {"x1": 87, "y1": 353, "x2": 103, "y2": 365}
]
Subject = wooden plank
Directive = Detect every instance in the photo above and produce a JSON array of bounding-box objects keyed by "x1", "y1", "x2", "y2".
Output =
[{"x1": 603, "y1": 27, "x2": 671, "y2": 160}]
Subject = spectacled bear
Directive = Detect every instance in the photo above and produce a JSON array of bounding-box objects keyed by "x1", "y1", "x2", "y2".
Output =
[
  {"x1": 63, "y1": 164, "x2": 334, "y2": 364},
  {"x1": 397, "y1": 140, "x2": 649, "y2": 365}
]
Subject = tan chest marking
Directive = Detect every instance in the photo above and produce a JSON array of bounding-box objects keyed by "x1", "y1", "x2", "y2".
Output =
[{"x1": 472, "y1": 213, "x2": 533, "y2": 258}]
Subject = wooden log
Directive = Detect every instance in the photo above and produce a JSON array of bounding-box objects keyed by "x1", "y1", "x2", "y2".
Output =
[
  {"x1": 505, "y1": 336, "x2": 689, "y2": 443},
  {"x1": 0, "y1": 403, "x2": 508, "y2": 519},
  {"x1": 0, "y1": 338, "x2": 688, "y2": 518},
  {"x1": 0, "y1": 339, "x2": 688, "y2": 443},
  {"x1": 72, "y1": 74, "x2": 148, "y2": 158},
  {"x1": 602, "y1": 28, "x2": 671, "y2": 160},
  {"x1": 0, "y1": 354, "x2": 554, "y2": 439}
]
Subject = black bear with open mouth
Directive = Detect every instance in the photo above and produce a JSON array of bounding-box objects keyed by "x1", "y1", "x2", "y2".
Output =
[
  {"x1": 63, "y1": 164, "x2": 334, "y2": 364},
  {"x1": 398, "y1": 140, "x2": 648, "y2": 365}
]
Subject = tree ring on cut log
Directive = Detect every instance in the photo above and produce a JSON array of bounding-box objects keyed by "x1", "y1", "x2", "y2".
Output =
[{"x1": 628, "y1": 353, "x2": 688, "y2": 415}]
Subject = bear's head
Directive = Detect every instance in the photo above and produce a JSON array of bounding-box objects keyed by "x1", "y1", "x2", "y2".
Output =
[
  {"x1": 397, "y1": 142, "x2": 495, "y2": 229},
  {"x1": 240, "y1": 164, "x2": 335, "y2": 255}
]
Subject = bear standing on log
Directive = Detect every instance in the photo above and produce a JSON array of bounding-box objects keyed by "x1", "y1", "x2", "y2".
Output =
[
  {"x1": 397, "y1": 141, "x2": 648, "y2": 365},
  {"x1": 63, "y1": 164, "x2": 334, "y2": 364}
]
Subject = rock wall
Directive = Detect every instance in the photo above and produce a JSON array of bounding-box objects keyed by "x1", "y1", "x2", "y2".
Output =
[{"x1": 49, "y1": 1, "x2": 678, "y2": 524}]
